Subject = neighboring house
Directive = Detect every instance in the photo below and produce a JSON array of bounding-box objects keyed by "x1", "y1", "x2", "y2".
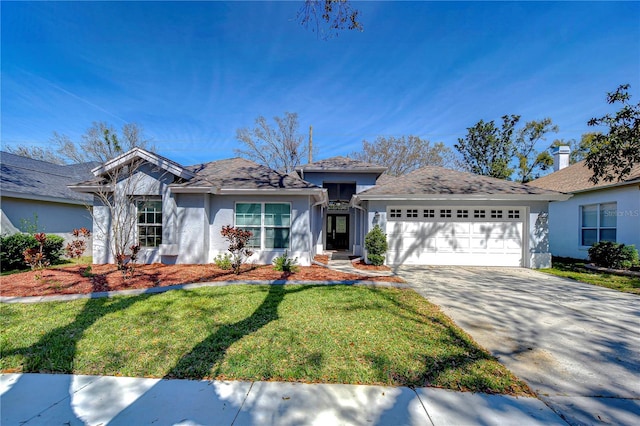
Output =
[
  {"x1": 70, "y1": 148, "x2": 567, "y2": 268},
  {"x1": 528, "y1": 148, "x2": 640, "y2": 259},
  {"x1": 0, "y1": 151, "x2": 94, "y2": 242}
]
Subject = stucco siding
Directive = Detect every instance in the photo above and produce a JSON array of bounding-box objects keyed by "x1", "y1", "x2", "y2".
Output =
[
  {"x1": 548, "y1": 185, "x2": 640, "y2": 259},
  {"x1": 1, "y1": 197, "x2": 92, "y2": 235},
  {"x1": 174, "y1": 193, "x2": 209, "y2": 264}
]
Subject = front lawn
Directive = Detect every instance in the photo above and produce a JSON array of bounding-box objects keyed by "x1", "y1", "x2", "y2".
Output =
[
  {"x1": 540, "y1": 257, "x2": 640, "y2": 294},
  {"x1": 0, "y1": 284, "x2": 530, "y2": 395}
]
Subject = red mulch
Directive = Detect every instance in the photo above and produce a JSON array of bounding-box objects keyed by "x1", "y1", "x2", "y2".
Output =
[
  {"x1": 0, "y1": 264, "x2": 403, "y2": 297},
  {"x1": 351, "y1": 260, "x2": 392, "y2": 272},
  {"x1": 313, "y1": 255, "x2": 329, "y2": 265}
]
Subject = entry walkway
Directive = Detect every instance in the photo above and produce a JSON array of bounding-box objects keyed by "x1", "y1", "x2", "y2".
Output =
[{"x1": 1, "y1": 373, "x2": 565, "y2": 425}]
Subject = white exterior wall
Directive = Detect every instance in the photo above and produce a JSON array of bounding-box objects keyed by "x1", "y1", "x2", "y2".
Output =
[
  {"x1": 209, "y1": 194, "x2": 314, "y2": 266},
  {"x1": 548, "y1": 185, "x2": 640, "y2": 259},
  {"x1": 172, "y1": 193, "x2": 210, "y2": 264}
]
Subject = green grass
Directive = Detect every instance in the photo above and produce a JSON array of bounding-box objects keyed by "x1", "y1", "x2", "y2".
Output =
[
  {"x1": 0, "y1": 285, "x2": 530, "y2": 395},
  {"x1": 0, "y1": 256, "x2": 92, "y2": 276},
  {"x1": 541, "y1": 257, "x2": 640, "y2": 294}
]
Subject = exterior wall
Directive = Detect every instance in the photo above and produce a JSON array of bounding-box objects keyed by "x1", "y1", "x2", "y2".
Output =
[
  {"x1": 363, "y1": 199, "x2": 552, "y2": 268},
  {"x1": 92, "y1": 164, "x2": 176, "y2": 264},
  {"x1": 548, "y1": 185, "x2": 640, "y2": 259},
  {"x1": 172, "y1": 193, "x2": 209, "y2": 264},
  {"x1": 1, "y1": 196, "x2": 93, "y2": 249},
  {"x1": 209, "y1": 194, "x2": 314, "y2": 266}
]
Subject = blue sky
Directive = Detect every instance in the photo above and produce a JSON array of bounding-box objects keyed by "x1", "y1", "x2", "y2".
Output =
[{"x1": 2, "y1": 1, "x2": 639, "y2": 166}]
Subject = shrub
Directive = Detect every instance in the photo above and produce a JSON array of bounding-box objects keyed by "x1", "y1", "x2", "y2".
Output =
[
  {"x1": 220, "y1": 225, "x2": 254, "y2": 274},
  {"x1": 365, "y1": 225, "x2": 388, "y2": 266},
  {"x1": 23, "y1": 233, "x2": 51, "y2": 273},
  {"x1": 588, "y1": 241, "x2": 639, "y2": 270},
  {"x1": 214, "y1": 253, "x2": 233, "y2": 270},
  {"x1": 0, "y1": 233, "x2": 64, "y2": 271},
  {"x1": 273, "y1": 251, "x2": 299, "y2": 273},
  {"x1": 65, "y1": 228, "x2": 91, "y2": 259}
]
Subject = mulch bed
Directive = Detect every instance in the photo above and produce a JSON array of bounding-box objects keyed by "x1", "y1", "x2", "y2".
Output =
[
  {"x1": 351, "y1": 260, "x2": 392, "y2": 272},
  {"x1": 0, "y1": 263, "x2": 404, "y2": 298}
]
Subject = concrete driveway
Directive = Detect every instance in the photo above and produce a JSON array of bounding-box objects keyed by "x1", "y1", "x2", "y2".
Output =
[{"x1": 397, "y1": 266, "x2": 640, "y2": 426}]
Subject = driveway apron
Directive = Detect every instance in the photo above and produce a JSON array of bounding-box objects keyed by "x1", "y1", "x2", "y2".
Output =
[{"x1": 397, "y1": 266, "x2": 640, "y2": 426}]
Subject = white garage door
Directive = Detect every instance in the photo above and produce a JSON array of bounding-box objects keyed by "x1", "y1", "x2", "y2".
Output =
[{"x1": 386, "y1": 207, "x2": 524, "y2": 267}]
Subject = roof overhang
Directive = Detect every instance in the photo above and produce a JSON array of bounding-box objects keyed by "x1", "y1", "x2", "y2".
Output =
[
  {"x1": 2, "y1": 190, "x2": 90, "y2": 206},
  {"x1": 352, "y1": 192, "x2": 571, "y2": 205},
  {"x1": 68, "y1": 184, "x2": 115, "y2": 193},
  {"x1": 568, "y1": 178, "x2": 640, "y2": 195},
  {"x1": 169, "y1": 186, "x2": 220, "y2": 194},
  {"x1": 297, "y1": 167, "x2": 388, "y2": 175},
  {"x1": 91, "y1": 148, "x2": 195, "y2": 180}
]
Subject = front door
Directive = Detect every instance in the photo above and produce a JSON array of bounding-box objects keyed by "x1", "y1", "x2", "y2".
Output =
[{"x1": 326, "y1": 214, "x2": 349, "y2": 250}]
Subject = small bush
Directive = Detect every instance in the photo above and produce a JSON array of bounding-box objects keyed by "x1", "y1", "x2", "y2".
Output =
[
  {"x1": 214, "y1": 253, "x2": 233, "y2": 270},
  {"x1": 221, "y1": 226, "x2": 254, "y2": 274},
  {"x1": 365, "y1": 225, "x2": 388, "y2": 266},
  {"x1": 0, "y1": 233, "x2": 64, "y2": 271},
  {"x1": 273, "y1": 251, "x2": 299, "y2": 273},
  {"x1": 588, "y1": 241, "x2": 639, "y2": 270}
]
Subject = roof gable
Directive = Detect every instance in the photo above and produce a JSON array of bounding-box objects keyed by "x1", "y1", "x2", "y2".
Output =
[
  {"x1": 528, "y1": 160, "x2": 640, "y2": 193},
  {"x1": 91, "y1": 147, "x2": 194, "y2": 180}
]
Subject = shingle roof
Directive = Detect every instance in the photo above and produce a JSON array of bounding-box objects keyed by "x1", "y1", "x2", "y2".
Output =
[
  {"x1": 297, "y1": 156, "x2": 387, "y2": 173},
  {"x1": 357, "y1": 166, "x2": 566, "y2": 199},
  {"x1": 1, "y1": 151, "x2": 95, "y2": 203},
  {"x1": 173, "y1": 158, "x2": 321, "y2": 191},
  {"x1": 528, "y1": 160, "x2": 640, "y2": 193}
]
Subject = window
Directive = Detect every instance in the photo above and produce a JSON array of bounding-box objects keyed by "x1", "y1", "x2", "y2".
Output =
[
  {"x1": 457, "y1": 209, "x2": 469, "y2": 218},
  {"x1": 323, "y1": 182, "x2": 356, "y2": 202},
  {"x1": 508, "y1": 210, "x2": 520, "y2": 219},
  {"x1": 474, "y1": 209, "x2": 486, "y2": 218},
  {"x1": 407, "y1": 209, "x2": 418, "y2": 218},
  {"x1": 424, "y1": 209, "x2": 435, "y2": 218},
  {"x1": 137, "y1": 199, "x2": 162, "y2": 247},
  {"x1": 389, "y1": 209, "x2": 402, "y2": 218},
  {"x1": 440, "y1": 209, "x2": 452, "y2": 218},
  {"x1": 581, "y1": 203, "x2": 616, "y2": 246},
  {"x1": 235, "y1": 203, "x2": 291, "y2": 249},
  {"x1": 491, "y1": 210, "x2": 503, "y2": 219}
]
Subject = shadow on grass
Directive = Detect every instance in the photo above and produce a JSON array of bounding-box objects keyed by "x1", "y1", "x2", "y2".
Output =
[
  {"x1": 2, "y1": 295, "x2": 148, "y2": 373},
  {"x1": 165, "y1": 284, "x2": 312, "y2": 380}
]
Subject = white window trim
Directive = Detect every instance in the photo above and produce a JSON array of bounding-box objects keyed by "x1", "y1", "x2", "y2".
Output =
[
  {"x1": 136, "y1": 197, "x2": 163, "y2": 248},
  {"x1": 579, "y1": 202, "x2": 617, "y2": 247},
  {"x1": 234, "y1": 202, "x2": 292, "y2": 250}
]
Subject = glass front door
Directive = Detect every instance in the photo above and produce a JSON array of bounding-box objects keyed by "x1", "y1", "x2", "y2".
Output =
[{"x1": 326, "y1": 214, "x2": 349, "y2": 250}]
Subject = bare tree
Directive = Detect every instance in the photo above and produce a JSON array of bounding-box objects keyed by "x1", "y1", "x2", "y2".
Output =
[
  {"x1": 297, "y1": 0, "x2": 363, "y2": 39},
  {"x1": 351, "y1": 135, "x2": 456, "y2": 176},
  {"x1": 235, "y1": 112, "x2": 307, "y2": 174},
  {"x1": 55, "y1": 121, "x2": 155, "y2": 164},
  {"x1": 4, "y1": 145, "x2": 66, "y2": 164}
]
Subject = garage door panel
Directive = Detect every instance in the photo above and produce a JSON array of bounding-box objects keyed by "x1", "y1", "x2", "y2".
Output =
[{"x1": 386, "y1": 211, "x2": 523, "y2": 267}]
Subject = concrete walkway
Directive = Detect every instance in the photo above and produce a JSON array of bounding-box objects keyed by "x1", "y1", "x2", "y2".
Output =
[
  {"x1": 1, "y1": 373, "x2": 565, "y2": 425},
  {"x1": 397, "y1": 266, "x2": 640, "y2": 426}
]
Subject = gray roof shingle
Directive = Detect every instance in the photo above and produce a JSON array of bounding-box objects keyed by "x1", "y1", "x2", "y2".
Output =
[
  {"x1": 528, "y1": 160, "x2": 640, "y2": 193},
  {"x1": 297, "y1": 156, "x2": 387, "y2": 173},
  {"x1": 173, "y1": 158, "x2": 321, "y2": 191},
  {"x1": 1, "y1": 151, "x2": 95, "y2": 203},
  {"x1": 358, "y1": 166, "x2": 566, "y2": 198}
]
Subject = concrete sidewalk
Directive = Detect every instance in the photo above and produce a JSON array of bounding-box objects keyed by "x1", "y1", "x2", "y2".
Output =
[{"x1": 1, "y1": 373, "x2": 565, "y2": 425}]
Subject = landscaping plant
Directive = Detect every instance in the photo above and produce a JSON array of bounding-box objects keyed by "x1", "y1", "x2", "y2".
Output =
[
  {"x1": 65, "y1": 228, "x2": 92, "y2": 259},
  {"x1": 220, "y1": 225, "x2": 254, "y2": 274},
  {"x1": 365, "y1": 225, "x2": 388, "y2": 266},
  {"x1": 1, "y1": 233, "x2": 64, "y2": 271},
  {"x1": 588, "y1": 241, "x2": 639, "y2": 270},
  {"x1": 273, "y1": 251, "x2": 299, "y2": 273},
  {"x1": 213, "y1": 253, "x2": 233, "y2": 270}
]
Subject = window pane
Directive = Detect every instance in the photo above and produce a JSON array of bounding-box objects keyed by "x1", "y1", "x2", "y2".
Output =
[
  {"x1": 581, "y1": 205, "x2": 597, "y2": 227},
  {"x1": 242, "y1": 227, "x2": 260, "y2": 248},
  {"x1": 236, "y1": 203, "x2": 261, "y2": 226},
  {"x1": 265, "y1": 204, "x2": 291, "y2": 226},
  {"x1": 338, "y1": 183, "x2": 356, "y2": 200},
  {"x1": 600, "y1": 203, "x2": 617, "y2": 228},
  {"x1": 265, "y1": 228, "x2": 290, "y2": 249},
  {"x1": 600, "y1": 229, "x2": 617, "y2": 242},
  {"x1": 324, "y1": 183, "x2": 339, "y2": 200},
  {"x1": 581, "y1": 229, "x2": 597, "y2": 246}
]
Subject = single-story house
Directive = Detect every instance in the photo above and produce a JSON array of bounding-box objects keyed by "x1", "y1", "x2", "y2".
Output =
[
  {"x1": 70, "y1": 148, "x2": 568, "y2": 268},
  {"x1": 528, "y1": 147, "x2": 640, "y2": 259},
  {"x1": 0, "y1": 151, "x2": 94, "y2": 242}
]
